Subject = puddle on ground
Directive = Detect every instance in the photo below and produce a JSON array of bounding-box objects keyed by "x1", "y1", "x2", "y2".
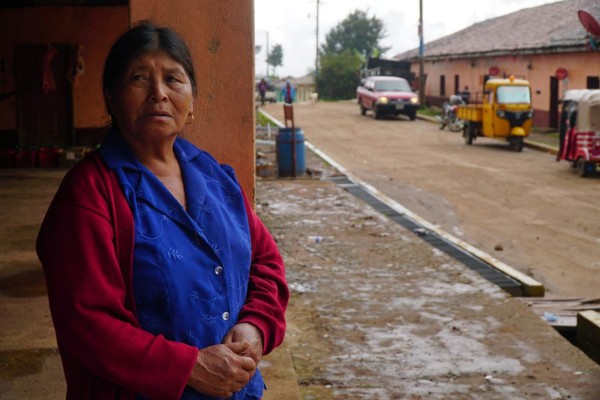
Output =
[{"x1": 0, "y1": 268, "x2": 46, "y2": 298}]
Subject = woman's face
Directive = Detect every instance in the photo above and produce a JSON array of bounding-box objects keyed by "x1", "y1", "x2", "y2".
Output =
[{"x1": 108, "y1": 51, "x2": 194, "y2": 143}]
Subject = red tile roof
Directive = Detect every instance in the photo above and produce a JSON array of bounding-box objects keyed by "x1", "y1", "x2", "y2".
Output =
[{"x1": 395, "y1": 0, "x2": 600, "y2": 61}]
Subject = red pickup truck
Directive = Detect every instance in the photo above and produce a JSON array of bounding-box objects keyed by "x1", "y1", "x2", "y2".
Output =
[{"x1": 356, "y1": 76, "x2": 419, "y2": 120}]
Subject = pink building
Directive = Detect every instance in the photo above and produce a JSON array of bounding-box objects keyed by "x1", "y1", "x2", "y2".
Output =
[{"x1": 396, "y1": 0, "x2": 600, "y2": 129}]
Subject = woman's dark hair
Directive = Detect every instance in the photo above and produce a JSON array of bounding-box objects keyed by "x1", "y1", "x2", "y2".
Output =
[{"x1": 103, "y1": 21, "x2": 197, "y2": 112}]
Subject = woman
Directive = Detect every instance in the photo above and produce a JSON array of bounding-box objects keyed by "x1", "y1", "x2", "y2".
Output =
[
  {"x1": 37, "y1": 22, "x2": 288, "y2": 400},
  {"x1": 281, "y1": 81, "x2": 295, "y2": 104}
]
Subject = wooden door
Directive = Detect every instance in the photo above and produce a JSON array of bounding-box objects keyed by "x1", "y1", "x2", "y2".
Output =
[{"x1": 15, "y1": 44, "x2": 73, "y2": 148}]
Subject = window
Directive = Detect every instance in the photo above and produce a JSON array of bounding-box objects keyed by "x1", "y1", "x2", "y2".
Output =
[
  {"x1": 496, "y1": 85, "x2": 531, "y2": 104},
  {"x1": 374, "y1": 79, "x2": 411, "y2": 92},
  {"x1": 440, "y1": 75, "x2": 446, "y2": 96},
  {"x1": 587, "y1": 76, "x2": 600, "y2": 89},
  {"x1": 454, "y1": 75, "x2": 460, "y2": 96}
]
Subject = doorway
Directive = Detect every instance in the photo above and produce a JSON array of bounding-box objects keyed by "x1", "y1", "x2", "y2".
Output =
[
  {"x1": 549, "y1": 76, "x2": 558, "y2": 129},
  {"x1": 587, "y1": 76, "x2": 600, "y2": 89},
  {"x1": 15, "y1": 44, "x2": 73, "y2": 148}
]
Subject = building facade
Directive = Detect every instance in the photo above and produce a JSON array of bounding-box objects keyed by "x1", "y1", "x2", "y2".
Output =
[
  {"x1": 396, "y1": 0, "x2": 600, "y2": 129},
  {"x1": 0, "y1": 0, "x2": 257, "y2": 197}
]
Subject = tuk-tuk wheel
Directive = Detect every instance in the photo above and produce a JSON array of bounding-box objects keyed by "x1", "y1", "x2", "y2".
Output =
[
  {"x1": 577, "y1": 157, "x2": 596, "y2": 177},
  {"x1": 513, "y1": 137, "x2": 524, "y2": 152},
  {"x1": 464, "y1": 123, "x2": 474, "y2": 145}
]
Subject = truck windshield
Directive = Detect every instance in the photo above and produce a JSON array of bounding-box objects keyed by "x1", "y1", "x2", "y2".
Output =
[
  {"x1": 497, "y1": 86, "x2": 531, "y2": 104},
  {"x1": 374, "y1": 80, "x2": 411, "y2": 92}
]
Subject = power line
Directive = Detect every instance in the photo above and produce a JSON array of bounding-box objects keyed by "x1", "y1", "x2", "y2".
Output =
[
  {"x1": 266, "y1": 31, "x2": 270, "y2": 78},
  {"x1": 418, "y1": 0, "x2": 425, "y2": 108},
  {"x1": 316, "y1": 0, "x2": 320, "y2": 78}
]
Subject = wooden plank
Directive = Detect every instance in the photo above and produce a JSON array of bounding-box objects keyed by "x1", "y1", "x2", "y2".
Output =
[
  {"x1": 577, "y1": 311, "x2": 600, "y2": 364},
  {"x1": 517, "y1": 297, "x2": 600, "y2": 330}
]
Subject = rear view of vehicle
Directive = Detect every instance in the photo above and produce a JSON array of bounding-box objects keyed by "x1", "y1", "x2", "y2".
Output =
[
  {"x1": 558, "y1": 90, "x2": 600, "y2": 177},
  {"x1": 357, "y1": 76, "x2": 419, "y2": 120}
]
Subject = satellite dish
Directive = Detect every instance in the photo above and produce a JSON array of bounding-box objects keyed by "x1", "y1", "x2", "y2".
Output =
[{"x1": 578, "y1": 10, "x2": 600, "y2": 37}]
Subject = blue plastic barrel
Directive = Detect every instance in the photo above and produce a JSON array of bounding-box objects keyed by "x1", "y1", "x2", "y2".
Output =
[{"x1": 276, "y1": 127, "x2": 306, "y2": 177}]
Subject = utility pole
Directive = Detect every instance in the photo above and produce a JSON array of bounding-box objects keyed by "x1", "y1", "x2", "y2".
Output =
[
  {"x1": 266, "y1": 31, "x2": 269, "y2": 78},
  {"x1": 315, "y1": 0, "x2": 320, "y2": 79},
  {"x1": 418, "y1": 0, "x2": 425, "y2": 108}
]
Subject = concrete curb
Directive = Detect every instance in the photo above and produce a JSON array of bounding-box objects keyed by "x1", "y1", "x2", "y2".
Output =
[
  {"x1": 261, "y1": 343, "x2": 302, "y2": 400},
  {"x1": 523, "y1": 140, "x2": 558, "y2": 154},
  {"x1": 577, "y1": 310, "x2": 600, "y2": 365}
]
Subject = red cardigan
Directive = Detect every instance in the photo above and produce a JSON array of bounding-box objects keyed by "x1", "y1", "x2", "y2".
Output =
[{"x1": 37, "y1": 152, "x2": 288, "y2": 400}]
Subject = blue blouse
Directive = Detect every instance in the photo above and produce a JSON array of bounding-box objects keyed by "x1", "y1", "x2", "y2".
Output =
[{"x1": 100, "y1": 130, "x2": 263, "y2": 400}]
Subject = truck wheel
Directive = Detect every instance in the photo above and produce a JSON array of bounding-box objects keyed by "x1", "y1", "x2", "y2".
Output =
[
  {"x1": 577, "y1": 157, "x2": 596, "y2": 177},
  {"x1": 360, "y1": 103, "x2": 366, "y2": 116},
  {"x1": 464, "y1": 123, "x2": 474, "y2": 145},
  {"x1": 372, "y1": 108, "x2": 380, "y2": 120},
  {"x1": 513, "y1": 137, "x2": 524, "y2": 152}
]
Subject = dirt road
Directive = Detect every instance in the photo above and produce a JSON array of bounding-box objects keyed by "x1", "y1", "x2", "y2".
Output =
[{"x1": 263, "y1": 101, "x2": 600, "y2": 299}]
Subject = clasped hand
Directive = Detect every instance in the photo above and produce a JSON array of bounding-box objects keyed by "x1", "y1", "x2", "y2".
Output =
[{"x1": 187, "y1": 323, "x2": 264, "y2": 398}]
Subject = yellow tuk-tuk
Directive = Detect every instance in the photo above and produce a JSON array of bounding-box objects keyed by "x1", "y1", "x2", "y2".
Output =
[{"x1": 457, "y1": 76, "x2": 533, "y2": 151}]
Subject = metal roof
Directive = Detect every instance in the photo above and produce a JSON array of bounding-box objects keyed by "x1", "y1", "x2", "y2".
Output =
[{"x1": 395, "y1": 0, "x2": 600, "y2": 61}]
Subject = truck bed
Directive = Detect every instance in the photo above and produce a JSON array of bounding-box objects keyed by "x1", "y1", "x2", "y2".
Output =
[{"x1": 456, "y1": 105, "x2": 483, "y2": 122}]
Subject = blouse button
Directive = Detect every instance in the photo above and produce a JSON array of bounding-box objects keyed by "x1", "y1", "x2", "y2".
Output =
[
  {"x1": 222, "y1": 311, "x2": 230, "y2": 321},
  {"x1": 214, "y1": 266, "x2": 224, "y2": 275}
]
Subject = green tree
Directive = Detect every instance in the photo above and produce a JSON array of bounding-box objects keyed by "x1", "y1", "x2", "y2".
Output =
[
  {"x1": 267, "y1": 44, "x2": 283, "y2": 76},
  {"x1": 318, "y1": 10, "x2": 389, "y2": 99},
  {"x1": 321, "y1": 10, "x2": 390, "y2": 58},
  {"x1": 317, "y1": 49, "x2": 363, "y2": 100}
]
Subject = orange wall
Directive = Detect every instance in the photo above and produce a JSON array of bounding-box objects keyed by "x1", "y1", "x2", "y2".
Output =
[
  {"x1": 130, "y1": 0, "x2": 256, "y2": 199},
  {"x1": 412, "y1": 51, "x2": 600, "y2": 127},
  {"x1": 0, "y1": 6, "x2": 129, "y2": 130}
]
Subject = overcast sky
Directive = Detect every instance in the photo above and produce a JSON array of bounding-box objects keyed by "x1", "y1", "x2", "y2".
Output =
[{"x1": 254, "y1": 0, "x2": 562, "y2": 78}]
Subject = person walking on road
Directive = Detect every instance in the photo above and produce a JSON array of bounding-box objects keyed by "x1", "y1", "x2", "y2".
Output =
[
  {"x1": 257, "y1": 78, "x2": 268, "y2": 106},
  {"x1": 37, "y1": 21, "x2": 288, "y2": 400},
  {"x1": 282, "y1": 80, "x2": 296, "y2": 104}
]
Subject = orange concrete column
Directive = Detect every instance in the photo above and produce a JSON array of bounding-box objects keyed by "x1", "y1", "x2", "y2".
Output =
[{"x1": 129, "y1": 0, "x2": 256, "y2": 199}]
